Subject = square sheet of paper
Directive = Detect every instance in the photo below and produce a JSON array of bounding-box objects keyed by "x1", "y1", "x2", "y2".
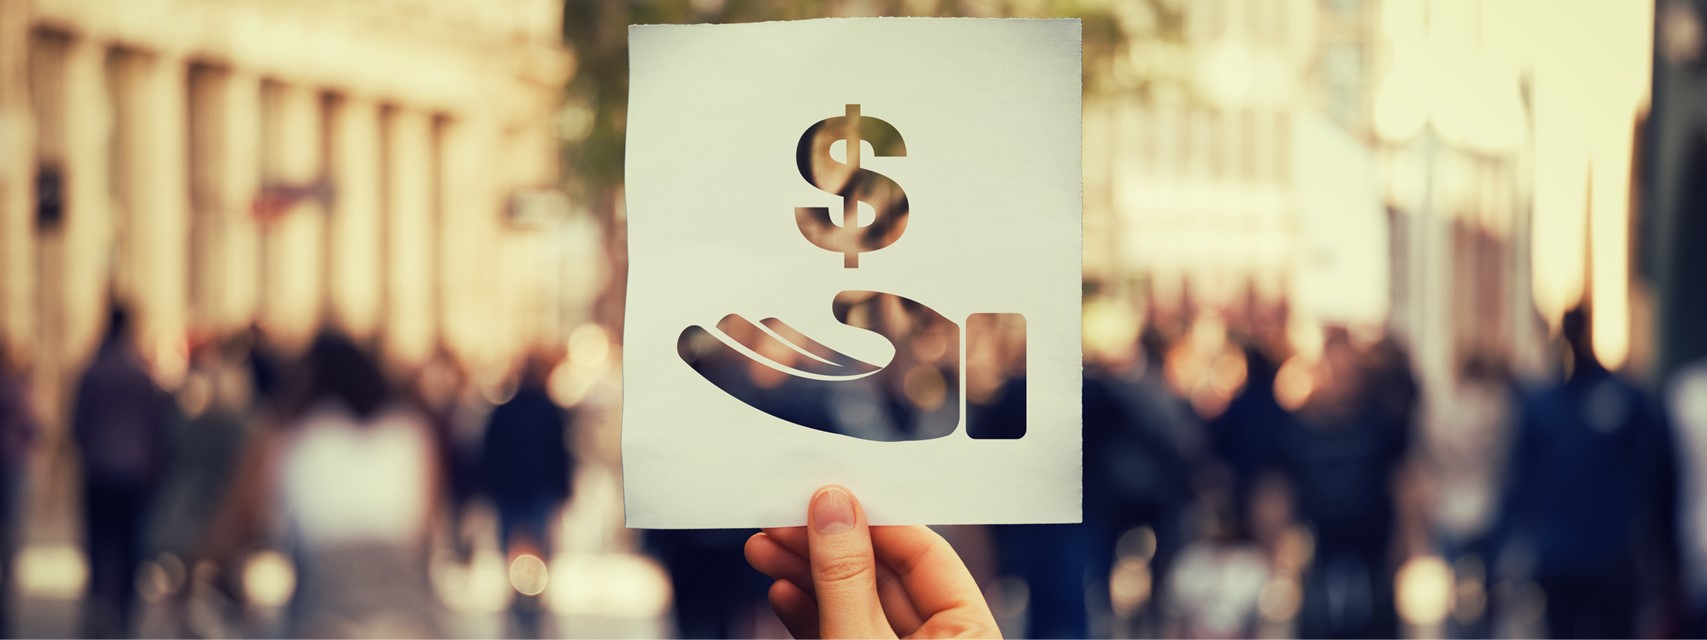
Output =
[{"x1": 624, "y1": 18, "x2": 1081, "y2": 528}]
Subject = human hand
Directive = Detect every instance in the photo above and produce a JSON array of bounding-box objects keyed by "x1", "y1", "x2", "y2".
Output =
[{"x1": 744, "y1": 485, "x2": 1002, "y2": 638}]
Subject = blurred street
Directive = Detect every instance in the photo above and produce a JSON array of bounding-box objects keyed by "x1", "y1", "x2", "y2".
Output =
[{"x1": 2, "y1": 0, "x2": 1706, "y2": 638}]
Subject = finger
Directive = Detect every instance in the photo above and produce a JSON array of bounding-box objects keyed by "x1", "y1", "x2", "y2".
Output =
[
  {"x1": 769, "y1": 579, "x2": 821, "y2": 639},
  {"x1": 762, "y1": 526, "x2": 809, "y2": 556},
  {"x1": 873, "y1": 558, "x2": 926, "y2": 635},
  {"x1": 806, "y1": 485, "x2": 893, "y2": 639},
  {"x1": 747, "y1": 532, "x2": 812, "y2": 587},
  {"x1": 870, "y1": 525, "x2": 992, "y2": 621},
  {"x1": 750, "y1": 531, "x2": 925, "y2": 632}
]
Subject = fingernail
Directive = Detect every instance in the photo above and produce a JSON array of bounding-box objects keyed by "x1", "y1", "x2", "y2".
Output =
[{"x1": 811, "y1": 486, "x2": 856, "y2": 534}]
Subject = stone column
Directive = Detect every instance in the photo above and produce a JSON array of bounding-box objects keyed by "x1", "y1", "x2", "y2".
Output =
[
  {"x1": 382, "y1": 108, "x2": 436, "y2": 368},
  {"x1": 436, "y1": 115, "x2": 501, "y2": 367},
  {"x1": 326, "y1": 96, "x2": 383, "y2": 340},
  {"x1": 0, "y1": 0, "x2": 35, "y2": 364},
  {"x1": 113, "y1": 50, "x2": 191, "y2": 381},
  {"x1": 499, "y1": 124, "x2": 560, "y2": 355},
  {"x1": 22, "y1": 34, "x2": 66, "y2": 440},
  {"x1": 216, "y1": 71, "x2": 263, "y2": 334},
  {"x1": 25, "y1": 34, "x2": 114, "y2": 434},
  {"x1": 259, "y1": 82, "x2": 325, "y2": 350},
  {"x1": 187, "y1": 67, "x2": 263, "y2": 338},
  {"x1": 60, "y1": 37, "x2": 113, "y2": 371}
]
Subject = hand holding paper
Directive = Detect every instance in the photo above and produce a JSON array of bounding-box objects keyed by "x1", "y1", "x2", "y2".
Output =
[{"x1": 744, "y1": 485, "x2": 1002, "y2": 639}]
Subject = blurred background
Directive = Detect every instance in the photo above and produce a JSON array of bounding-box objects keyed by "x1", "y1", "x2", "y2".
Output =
[{"x1": 0, "y1": 0, "x2": 1704, "y2": 637}]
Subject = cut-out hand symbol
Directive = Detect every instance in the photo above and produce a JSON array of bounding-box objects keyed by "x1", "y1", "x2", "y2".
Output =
[
  {"x1": 678, "y1": 291, "x2": 961, "y2": 441},
  {"x1": 679, "y1": 290, "x2": 1028, "y2": 442}
]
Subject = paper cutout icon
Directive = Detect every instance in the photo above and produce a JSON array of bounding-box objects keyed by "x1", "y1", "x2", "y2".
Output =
[
  {"x1": 623, "y1": 18, "x2": 1081, "y2": 528},
  {"x1": 679, "y1": 103, "x2": 1030, "y2": 442},
  {"x1": 795, "y1": 104, "x2": 910, "y2": 268},
  {"x1": 678, "y1": 290, "x2": 1027, "y2": 441}
]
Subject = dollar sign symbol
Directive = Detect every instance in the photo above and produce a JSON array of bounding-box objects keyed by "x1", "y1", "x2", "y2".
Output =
[{"x1": 795, "y1": 104, "x2": 909, "y2": 268}]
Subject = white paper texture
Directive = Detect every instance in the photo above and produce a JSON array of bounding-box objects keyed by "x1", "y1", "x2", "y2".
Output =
[{"x1": 623, "y1": 18, "x2": 1082, "y2": 528}]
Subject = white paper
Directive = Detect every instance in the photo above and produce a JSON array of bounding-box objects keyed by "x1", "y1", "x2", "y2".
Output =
[{"x1": 623, "y1": 18, "x2": 1082, "y2": 528}]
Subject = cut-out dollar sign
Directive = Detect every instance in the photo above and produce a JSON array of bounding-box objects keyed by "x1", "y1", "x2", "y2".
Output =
[{"x1": 795, "y1": 104, "x2": 909, "y2": 268}]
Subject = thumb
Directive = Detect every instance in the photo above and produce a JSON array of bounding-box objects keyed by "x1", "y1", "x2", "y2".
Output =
[{"x1": 806, "y1": 485, "x2": 893, "y2": 638}]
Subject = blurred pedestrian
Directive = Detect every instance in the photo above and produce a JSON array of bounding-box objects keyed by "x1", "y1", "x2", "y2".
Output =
[
  {"x1": 1162, "y1": 465, "x2": 1270, "y2": 639},
  {"x1": 1497, "y1": 307, "x2": 1675, "y2": 638},
  {"x1": 1277, "y1": 329, "x2": 1414, "y2": 639},
  {"x1": 1418, "y1": 352, "x2": 1516, "y2": 636},
  {"x1": 482, "y1": 353, "x2": 573, "y2": 554},
  {"x1": 261, "y1": 331, "x2": 441, "y2": 637},
  {"x1": 650, "y1": 527, "x2": 771, "y2": 638},
  {"x1": 72, "y1": 305, "x2": 173, "y2": 638},
  {"x1": 1080, "y1": 326, "x2": 1201, "y2": 637},
  {"x1": 147, "y1": 335, "x2": 257, "y2": 635},
  {"x1": 243, "y1": 323, "x2": 285, "y2": 412},
  {"x1": 0, "y1": 343, "x2": 36, "y2": 638},
  {"x1": 409, "y1": 349, "x2": 479, "y2": 560},
  {"x1": 481, "y1": 353, "x2": 574, "y2": 634},
  {"x1": 1421, "y1": 354, "x2": 1514, "y2": 554},
  {"x1": 1668, "y1": 358, "x2": 1707, "y2": 637},
  {"x1": 1210, "y1": 339, "x2": 1291, "y2": 537}
]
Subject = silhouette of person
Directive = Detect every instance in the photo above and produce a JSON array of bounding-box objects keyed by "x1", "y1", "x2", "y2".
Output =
[
  {"x1": 72, "y1": 305, "x2": 172, "y2": 638},
  {"x1": 1667, "y1": 357, "x2": 1707, "y2": 637},
  {"x1": 1497, "y1": 307, "x2": 1675, "y2": 638},
  {"x1": 481, "y1": 352, "x2": 575, "y2": 635},
  {"x1": 1080, "y1": 327, "x2": 1200, "y2": 636},
  {"x1": 265, "y1": 331, "x2": 442, "y2": 637},
  {"x1": 147, "y1": 334, "x2": 256, "y2": 636},
  {"x1": 1278, "y1": 329, "x2": 1412, "y2": 640},
  {"x1": 1210, "y1": 339, "x2": 1291, "y2": 538},
  {"x1": 482, "y1": 354, "x2": 574, "y2": 556}
]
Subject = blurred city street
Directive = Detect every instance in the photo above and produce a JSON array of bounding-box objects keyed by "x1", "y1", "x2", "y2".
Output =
[{"x1": 2, "y1": 0, "x2": 1706, "y2": 638}]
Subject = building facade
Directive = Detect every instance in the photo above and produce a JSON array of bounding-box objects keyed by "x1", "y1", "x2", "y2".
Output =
[
  {"x1": 1084, "y1": 0, "x2": 1651, "y2": 394},
  {"x1": 0, "y1": 0, "x2": 577, "y2": 431},
  {"x1": 1084, "y1": 0, "x2": 1311, "y2": 323}
]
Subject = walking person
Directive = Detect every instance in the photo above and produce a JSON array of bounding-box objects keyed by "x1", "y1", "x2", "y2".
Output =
[{"x1": 71, "y1": 306, "x2": 172, "y2": 638}]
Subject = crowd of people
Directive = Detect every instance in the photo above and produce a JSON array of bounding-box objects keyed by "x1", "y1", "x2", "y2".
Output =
[
  {"x1": 1053, "y1": 304, "x2": 1683, "y2": 639},
  {"x1": 0, "y1": 306, "x2": 586, "y2": 638},
  {"x1": 0, "y1": 299, "x2": 1700, "y2": 639}
]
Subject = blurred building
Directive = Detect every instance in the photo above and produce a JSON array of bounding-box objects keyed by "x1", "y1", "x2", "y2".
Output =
[
  {"x1": 1084, "y1": 0, "x2": 1654, "y2": 392},
  {"x1": 0, "y1": 0, "x2": 580, "y2": 431},
  {"x1": 1649, "y1": 0, "x2": 1707, "y2": 382},
  {"x1": 1082, "y1": 0, "x2": 1394, "y2": 351},
  {"x1": 1371, "y1": 0, "x2": 1539, "y2": 395},
  {"x1": 1373, "y1": 0, "x2": 1653, "y2": 392},
  {"x1": 1084, "y1": 0, "x2": 1309, "y2": 332}
]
